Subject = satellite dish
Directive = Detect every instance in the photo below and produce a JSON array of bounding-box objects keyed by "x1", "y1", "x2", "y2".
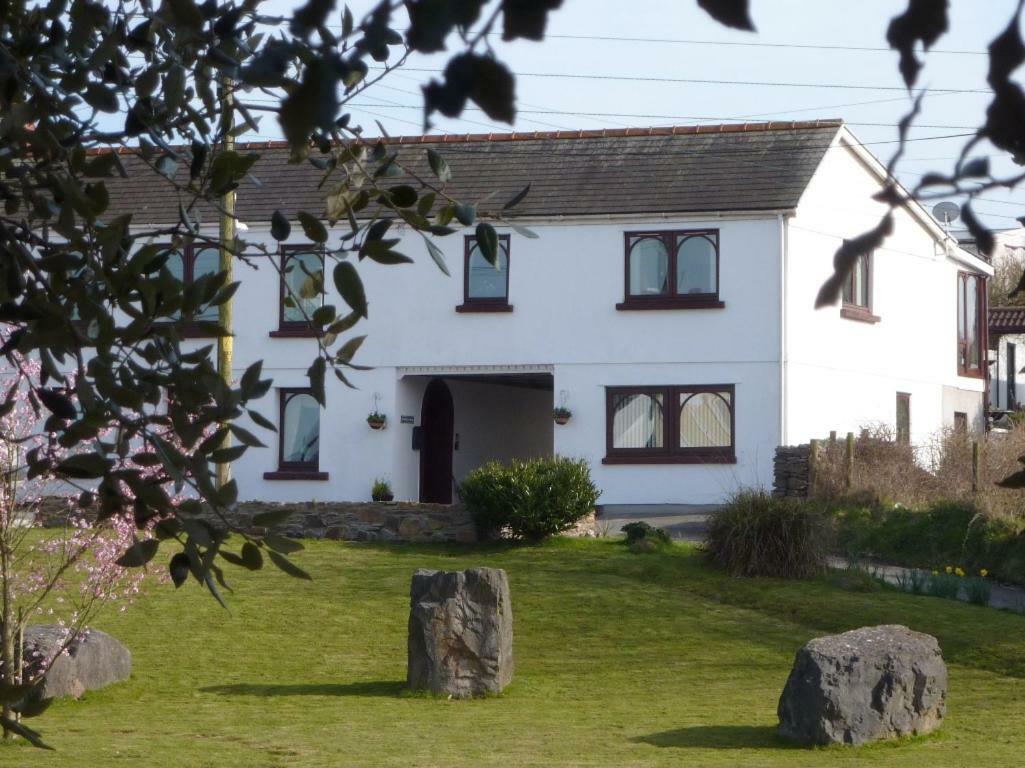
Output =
[{"x1": 932, "y1": 201, "x2": 961, "y2": 226}]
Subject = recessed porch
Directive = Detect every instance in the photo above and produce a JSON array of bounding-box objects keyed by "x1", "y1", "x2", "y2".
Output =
[{"x1": 397, "y1": 365, "x2": 555, "y2": 503}]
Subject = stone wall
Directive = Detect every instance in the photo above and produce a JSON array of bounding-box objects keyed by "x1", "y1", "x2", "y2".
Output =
[
  {"x1": 33, "y1": 498, "x2": 601, "y2": 542},
  {"x1": 773, "y1": 444, "x2": 812, "y2": 498},
  {"x1": 34, "y1": 498, "x2": 478, "y2": 543}
]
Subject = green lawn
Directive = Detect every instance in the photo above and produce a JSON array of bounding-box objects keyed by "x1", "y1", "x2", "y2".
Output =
[{"x1": 5, "y1": 538, "x2": 1025, "y2": 767}]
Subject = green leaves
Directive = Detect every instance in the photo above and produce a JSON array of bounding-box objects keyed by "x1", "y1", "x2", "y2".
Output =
[
  {"x1": 424, "y1": 53, "x2": 516, "y2": 126},
  {"x1": 697, "y1": 0, "x2": 756, "y2": 32},
  {"x1": 475, "y1": 222, "x2": 500, "y2": 267},
  {"x1": 427, "y1": 149, "x2": 452, "y2": 183},
  {"x1": 334, "y1": 261, "x2": 368, "y2": 318},
  {"x1": 253, "y1": 508, "x2": 294, "y2": 527},
  {"x1": 56, "y1": 452, "x2": 112, "y2": 479},
  {"x1": 116, "y1": 538, "x2": 160, "y2": 567},
  {"x1": 84, "y1": 82, "x2": 120, "y2": 113},
  {"x1": 169, "y1": 552, "x2": 191, "y2": 587},
  {"x1": 271, "y1": 210, "x2": 291, "y2": 241},
  {"x1": 268, "y1": 549, "x2": 313, "y2": 580},
  {"x1": 886, "y1": 0, "x2": 948, "y2": 88},
  {"x1": 297, "y1": 211, "x2": 328, "y2": 243}
]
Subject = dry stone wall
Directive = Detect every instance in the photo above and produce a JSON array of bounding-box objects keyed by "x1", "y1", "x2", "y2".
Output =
[
  {"x1": 35, "y1": 498, "x2": 477, "y2": 543},
  {"x1": 773, "y1": 444, "x2": 812, "y2": 498}
]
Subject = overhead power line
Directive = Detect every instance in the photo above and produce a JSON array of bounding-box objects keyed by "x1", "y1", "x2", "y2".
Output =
[
  {"x1": 395, "y1": 67, "x2": 990, "y2": 94},
  {"x1": 536, "y1": 32, "x2": 988, "y2": 56},
  {"x1": 329, "y1": 102, "x2": 979, "y2": 131}
]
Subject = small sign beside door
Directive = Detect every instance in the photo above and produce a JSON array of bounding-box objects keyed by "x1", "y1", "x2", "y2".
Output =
[{"x1": 400, "y1": 415, "x2": 414, "y2": 425}]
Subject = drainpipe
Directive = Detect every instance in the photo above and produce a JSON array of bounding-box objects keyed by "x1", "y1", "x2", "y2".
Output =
[{"x1": 778, "y1": 213, "x2": 788, "y2": 446}]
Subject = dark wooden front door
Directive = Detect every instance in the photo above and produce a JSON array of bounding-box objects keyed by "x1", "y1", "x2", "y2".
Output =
[{"x1": 419, "y1": 379, "x2": 454, "y2": 503}]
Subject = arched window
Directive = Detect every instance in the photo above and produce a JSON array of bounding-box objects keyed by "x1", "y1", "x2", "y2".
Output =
[
  {"x1": 280, "y1": 390, "x2": 320, "y2": 468},
  {"x1": 276, "y1": 247, "x2": 324, "y2": 335},
  {"x1": 621, "y1": 230, "x2": 721, "y2": 309},
  {"x1": 676, "y1": 235, "x2": 717, "y2": 295},
  {"x1": 459, "y1": 233, "x2": 512, "y2": 311},
  {"x1": 628, "y1": 237, "x2": 669, "y2": 296}
]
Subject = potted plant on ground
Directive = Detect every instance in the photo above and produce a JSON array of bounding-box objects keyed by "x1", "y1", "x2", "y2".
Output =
[
  {"x1": 367, "y1": 411, "x2": 387, "y2": 430},
  {"x1": 371, "y1": 477, "x2": 394, "y2": 502},
  {"x1": 553, "y1": 406, "x2": 572, "y2": 425}
]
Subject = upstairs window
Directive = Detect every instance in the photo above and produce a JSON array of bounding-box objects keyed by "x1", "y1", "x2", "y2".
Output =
[
  {"x1": 957, "y1": 272, "x2": 985, "y2": 377},
  {"x1": 264, "y1": 388, "x2": 328, "y2": 480},
  {"x1": 274, "y1": 247, "x2": 324, "y2": 336},
  {"x1": 619, "y1": 230, "x2": 722, "y2": 310},
  {"x1": 458, "y1": 234, "x2": 511, "y2": 312},
  {"x1": 840, "y1": 252, "x2": 880, "y2": 323},
  {"x1": 604, "y1": 384, "x2": 736, "y2": 464},
  {"x1": 161, "y1": 244, "x2": 221, "y2": 334}
]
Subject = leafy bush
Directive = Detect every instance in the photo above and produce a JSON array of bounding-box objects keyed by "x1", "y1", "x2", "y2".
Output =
[
  {"x1": 833, "y1": 500, "x2": 1025, "y2": 586},
  {"x1": 705, "y1": 491, "x2": 829, "y2": 578},
  {"x1": 621, "y1": 521, "x2": 671, "y2": 553},
  {"x1": 458, "y1": 456, "x2": 600, "y2": 542}
]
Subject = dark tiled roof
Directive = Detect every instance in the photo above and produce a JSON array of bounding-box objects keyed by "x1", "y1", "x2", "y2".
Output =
[
  {"x1": 100, "y1": 120, "x2": 844, "y2": 225},
  {"x1": 990, "y1": 306, "x2": 1025, "y2": 333}
]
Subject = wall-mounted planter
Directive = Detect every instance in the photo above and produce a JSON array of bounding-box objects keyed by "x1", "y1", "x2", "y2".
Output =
[
  {"x1": 553, "y1": 409, "x2": 572, "y2": 426},
  {"x1": 367, "y1": 414, "x2": 387, "y2": 430}
]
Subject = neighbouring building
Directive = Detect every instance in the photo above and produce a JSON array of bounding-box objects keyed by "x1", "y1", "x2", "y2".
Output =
[{"x1": 84, "y1": 120, "x2": 993, "y2": 505}]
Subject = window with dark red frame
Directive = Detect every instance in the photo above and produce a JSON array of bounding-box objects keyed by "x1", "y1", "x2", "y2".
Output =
[
  {"x1": 263, "y1": 388, "x2": 328, "y2": 480},
  {"x1": 957, "y1": 271, "x2": 986, "y2": 377},
  {"x1": 896, "y1": 392, "x2": 910, "y2": 444},
  {"x1": 617, "y1": 230, "x2": 723, "y2": 310},
  {"x1": 457, "y1": 234, "x2": 512, "y2": 312},
  {"x1": 273, "y1": 247, "x2": 324, "y2": 337},
  {"x1": 603, "y1": 384, "x2": 736, "y2": 464},
  {"x1": 840, "y1": 252, "x2": 880, "y2": 323},
  {"x1": 162, "y1": 243, "x2": 222, "y2": 335}
]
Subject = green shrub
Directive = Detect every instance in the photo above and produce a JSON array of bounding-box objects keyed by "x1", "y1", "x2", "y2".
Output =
[
  {"x1": 458, "y1": 456, "x2": 601, "y2": 542},
  {"x1": 832, "y1": 500, "x2": 1025, "y2": 586},
  {"x1": 705, "y1": 491, "x2": 829, "y2": 578},
  {"x1": 620, "y1": 521, "x2": 671, "y2": 553}
]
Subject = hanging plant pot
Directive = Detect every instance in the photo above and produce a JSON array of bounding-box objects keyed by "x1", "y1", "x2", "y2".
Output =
[
  {"x1": 367, "y1": 414, "x2": 387, "y2": 430},
  {"x1": 553, "y1": 409, "x2": 572, "y2": 425}
]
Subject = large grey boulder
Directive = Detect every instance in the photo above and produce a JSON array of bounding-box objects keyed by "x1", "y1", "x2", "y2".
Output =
[
  {"x1": 21, "y1": 625, "x2": 131, "y2": 700},
  {"x1": 778, "y1": 624, "x2": 946, "y2": 746},
  {"x1": 407, "y1": 567, "x2": 513, "y2": 697}
]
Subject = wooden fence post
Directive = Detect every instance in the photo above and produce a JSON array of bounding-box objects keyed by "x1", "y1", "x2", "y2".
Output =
[
  {"x1": 808, "y1": 439, "x2": 820, "y2": 498},
  {"x1": 845, "y1": 432, "x2": 855, "y2": 491},
  {"x1": 972, "y1": 440, "x2": 979, "y2": 494}
]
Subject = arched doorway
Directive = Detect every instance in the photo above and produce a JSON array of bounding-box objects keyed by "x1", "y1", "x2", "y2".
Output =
[{"x1": 419, "y1": 379, "x2": 454, "y2": 503}]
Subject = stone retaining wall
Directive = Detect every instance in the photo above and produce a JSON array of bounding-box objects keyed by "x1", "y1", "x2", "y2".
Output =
[
  {"x1": 34, "y1": 498, "x2": 600, "y2": 542},
  {"x1": 773, "y1": 444, "x2": 812, "y2": 498}
]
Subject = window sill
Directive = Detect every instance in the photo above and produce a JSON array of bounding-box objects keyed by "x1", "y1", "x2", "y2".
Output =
[
  {"x1": 957, "y1": 369, "x2": 985, "y2": 380},
  {"x1": 840, "y1": 305, "x2": 881, "y2": 324},
  {"x1": 455, "y1": 303, "x2": 513, "y2": 313},
  {"x1": 263, "y1": 470, "x2": 330, "y2": 481},
  {"x1": 602, "y1": 453, "x2": 736, "y2": 465},
  {"x1": 616, "y1": 298, "x2": 725, "y2": 311},
  {"x1": 269, "y1": 328, "x2": 322, "y2": 338}
]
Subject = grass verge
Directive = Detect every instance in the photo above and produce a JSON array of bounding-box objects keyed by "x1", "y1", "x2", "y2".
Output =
[{"x1": 6, "y1": 538, "x2": 1025, "y2": 767}]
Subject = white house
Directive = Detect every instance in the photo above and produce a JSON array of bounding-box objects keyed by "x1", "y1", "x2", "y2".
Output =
[{"x1": 99, "y1": 120, "x2": 992, "y2": 506}]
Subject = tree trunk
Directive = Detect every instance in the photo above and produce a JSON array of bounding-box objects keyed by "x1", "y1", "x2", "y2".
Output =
[{"x1": 1, "y1": 542, "x2": 17, "y2": 739}]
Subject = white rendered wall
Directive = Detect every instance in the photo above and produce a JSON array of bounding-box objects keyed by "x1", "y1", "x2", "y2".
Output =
[
  {"x1": 784, "y1": 134, "x2": 990, "y2": 447},
  {"x1": 209, "y1": 213, "x2": 784, "y2": 505},
  {"x1": 990, "y1": 333, "x2": 1025, "y2": 412}
]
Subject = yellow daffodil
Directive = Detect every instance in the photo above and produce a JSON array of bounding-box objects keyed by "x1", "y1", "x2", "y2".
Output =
[
  {"x1": 981, "y1": 569, "x2": 989, "y2": 578},
  {"x1": 932, "y1": 570, "x2": 939, "y2": 576},
  {"x1": 945, "y1": 566, "x2": 953, "y2": 574},
  {"x1": 955, "y1": 567, "x2": 965, "y2": 577}
]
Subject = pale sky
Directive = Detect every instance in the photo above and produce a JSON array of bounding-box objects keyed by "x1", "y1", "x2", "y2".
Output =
[{"x1": 251, "y1": 1, "x2": 1024, "y2": 228}]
